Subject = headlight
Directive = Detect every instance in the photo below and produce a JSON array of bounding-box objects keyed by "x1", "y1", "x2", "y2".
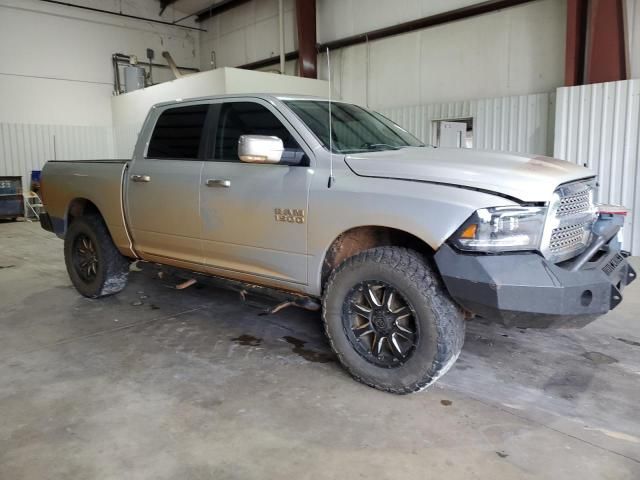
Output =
[{"x1": 452, "y1": 206, "x2": 547, "y2": 253}]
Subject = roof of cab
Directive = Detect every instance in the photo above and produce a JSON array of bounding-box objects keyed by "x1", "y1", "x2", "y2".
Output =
[{"x1": 151, "y1": 93, "x2": 343, "y2": 109}]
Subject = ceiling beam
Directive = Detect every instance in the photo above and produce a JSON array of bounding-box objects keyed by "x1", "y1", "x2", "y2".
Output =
[
  {"x1": 239, "y1": 51, "x2": 300, "y2": 70},
  {"x1": 238, "y1": 0, "x2": 538, "y2": 71},
  {"x1": 321, "y1": 0, "x2": 537, "y2": 51},
  {"x1": 195, "y1": 0, "x2": 251, "y2": 22}
]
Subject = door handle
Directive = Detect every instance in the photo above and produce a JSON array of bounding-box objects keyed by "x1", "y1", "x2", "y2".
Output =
[
  {"x1": 131, "y1": 174, "x2": 151, "y2": 183},
  {"x1": 206, "y1": 179, "x2": 231, "y2": 188}
]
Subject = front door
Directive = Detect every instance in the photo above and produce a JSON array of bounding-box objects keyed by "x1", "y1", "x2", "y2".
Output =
[
  {"x1": 126, "y1": 103, "x2": 208, "y2": 265},
  {"x1": 199, "y1": 99, "x2": 311, "y2": 285}
]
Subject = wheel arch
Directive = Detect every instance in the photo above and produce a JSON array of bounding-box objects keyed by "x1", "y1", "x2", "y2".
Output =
[
  {"x1": 63, "y1": 196, "x2": 135, "y2": 259},
  {"x1": 66, "y1": 197, "x2": 103, "y2": 228},
  {"x1": 319, "y1": 225, "x2": 435, "y2": 293}
]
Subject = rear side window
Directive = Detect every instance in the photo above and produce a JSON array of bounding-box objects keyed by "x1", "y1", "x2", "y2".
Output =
[
  {"x1": 147, "y1": 104, "x2": 208, "y2": 159},
  {"x1": 213, "y1": 102, "x2": 300, "y2": 161}
]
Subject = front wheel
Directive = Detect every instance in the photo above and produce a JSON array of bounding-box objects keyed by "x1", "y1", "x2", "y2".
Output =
[
  {"x1": 322, "y1": 247, "x2": 465, "y2": 394},
  {"x1": 64, "y1": 215, "x2": 129, "y2": 298}
]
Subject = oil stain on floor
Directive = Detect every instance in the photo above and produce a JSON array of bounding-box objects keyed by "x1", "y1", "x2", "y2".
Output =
[
  {"x1": 581, "y1": 351, "x2": 618, "y2": 364},
  {"x1": 232, "y1": 334, "x2": 262, "y2": 347},
  {"x1": 282, "y1": 336, "x2": 336, "y2": 363}
]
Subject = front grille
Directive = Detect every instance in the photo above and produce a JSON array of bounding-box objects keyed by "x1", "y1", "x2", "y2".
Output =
[
  {"x1": 549, "y1": 223, "x2": 589, "y2": 253},
  {"x1": 541, "y1": 179, "x2": 597, "y2": 263},
  {"x1": 556, "y1": 190, "x2": 592, "y2": 217}
]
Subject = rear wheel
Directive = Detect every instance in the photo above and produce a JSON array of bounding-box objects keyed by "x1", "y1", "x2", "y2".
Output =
[
  {"x1": 64, "y1": 215, "x2": 129, "y2": 298},
  {"x1": 322, "y1": 247, "x2": 464, "y2": 394}
]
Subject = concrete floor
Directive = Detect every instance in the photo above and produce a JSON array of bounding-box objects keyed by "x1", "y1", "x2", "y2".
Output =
[{"x1": 1, "y1": 221, "x2": 639, "y2": 479}]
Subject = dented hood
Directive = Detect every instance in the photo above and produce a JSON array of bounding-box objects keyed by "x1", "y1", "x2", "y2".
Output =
[{"x1": 344, "y1": 147, "x2": 594, "y2": 202}]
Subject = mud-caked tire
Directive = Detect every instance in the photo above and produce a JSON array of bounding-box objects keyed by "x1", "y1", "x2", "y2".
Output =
[
  {"x1": 322, "y1": 247, "x2": 465, "y2": 394},
  {"x1": 64, "y1": 214, "x2": 129, "y2": 298}
]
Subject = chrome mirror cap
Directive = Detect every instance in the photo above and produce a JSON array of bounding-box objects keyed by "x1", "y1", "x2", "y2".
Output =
[{"x1": 238, "y1": 135, "x2": 284, "y2": 164}]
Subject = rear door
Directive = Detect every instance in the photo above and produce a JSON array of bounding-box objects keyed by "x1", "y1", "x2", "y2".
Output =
[
  {"x1": 126, "y1": 103, "x2": 209, "y2": 265},
  {"x1": 199, "y1": 99, "x2": 312, "y2": 285}
]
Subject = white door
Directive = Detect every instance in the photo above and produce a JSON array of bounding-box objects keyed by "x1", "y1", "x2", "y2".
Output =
[{"x1": 439, "y1": 121, "x2": 467, "y2": 148}]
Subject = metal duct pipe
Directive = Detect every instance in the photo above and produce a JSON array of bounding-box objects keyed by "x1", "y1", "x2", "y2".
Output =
[
  {"x1": 112, "y1": 54, "x2": 122, "y2": 94},
  {"x1": 162, "y1": 51, "x2": 184, "y2": 79}
]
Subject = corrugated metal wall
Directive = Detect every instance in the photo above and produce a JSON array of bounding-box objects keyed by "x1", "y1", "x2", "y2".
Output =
[
  {"x1": 0, "y1": 123, "x2": 114, "y2": 193},
  {"x1": 554, "y1": 79, "x2": 640, "y2": 254},
  {"x1": 113, "y1": 124, "x2": 140, "y2": 159},
  {"x1": 379, "y1": 93, "x2": 554, "y2": 155}
]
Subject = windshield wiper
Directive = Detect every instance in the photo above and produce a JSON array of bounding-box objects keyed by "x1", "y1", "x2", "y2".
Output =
[
  {"x1": 361, "y1": 143, "x2": 402, "y2": 151},
  {"x1": 338, "y1": 144, "x2": 409, "y2": 154}
]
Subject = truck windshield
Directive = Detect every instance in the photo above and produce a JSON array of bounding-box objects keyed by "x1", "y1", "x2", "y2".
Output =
[{"x1": 284, "y1": 100, "x2": 424, "y2": 154}]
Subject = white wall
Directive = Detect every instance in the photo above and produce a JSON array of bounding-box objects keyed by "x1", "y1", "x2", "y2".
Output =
[
  {"x1": 200, "y1": 0, "x2": 567, "y2": 109},
  {"x1": 200, "y1": 0, "x2": 297, "y2": 71},
  {"x1": 0, "y1": 0, "x2": 200, "y2": 127},
  {"x1": 316, "y1": 0, "x2": 490, "y2": 43},
  {"x1": 0, "y1": 0, "x2": 203, "y2": 193}
]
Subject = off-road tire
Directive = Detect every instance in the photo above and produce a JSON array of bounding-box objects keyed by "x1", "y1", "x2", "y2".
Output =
[
  {"x1": 64, "y1": 214, "x2": 129, "y2": 298},
  {"x1": 322, "y1": 247, "x2": 464, "y2": 394}
]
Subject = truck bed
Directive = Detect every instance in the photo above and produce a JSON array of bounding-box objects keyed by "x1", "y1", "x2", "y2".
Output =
[{"x1": 41, "y1": 159, "x2": 134, "y2": 257}]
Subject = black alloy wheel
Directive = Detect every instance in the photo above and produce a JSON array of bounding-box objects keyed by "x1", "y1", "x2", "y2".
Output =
[
  {"x1": 72, "y1": 234, "x2": 99, "y2": 282},
  {"x1": 343, "y1": 281, "x2": 419, "y2": 368}
]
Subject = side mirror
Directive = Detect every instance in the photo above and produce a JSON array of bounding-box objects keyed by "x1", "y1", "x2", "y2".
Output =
[{"x1": 238, "y1": 135, "x2": 284, "y2": 164}]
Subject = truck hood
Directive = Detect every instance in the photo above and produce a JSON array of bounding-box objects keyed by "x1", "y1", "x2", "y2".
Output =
[{"x1": 344, "y1": 147, "x2": 594, "y2": 202}]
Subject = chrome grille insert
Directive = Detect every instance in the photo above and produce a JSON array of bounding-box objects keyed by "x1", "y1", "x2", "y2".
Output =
[
  {"x1": 549, "y1": 224, "x2": 589, "y2": 253},
  {"x1": 540, "y1": 179, "x2": 597, "y2": 263},
  {"x1": 556, "y1": 190, "x2": 592, "y2": 217}
]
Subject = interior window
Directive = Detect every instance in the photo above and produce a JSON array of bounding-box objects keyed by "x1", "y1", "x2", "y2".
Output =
[
  {"x1": 147, "y1": 104, "x2": 208, "y2": 159},
  {"x1": 213, "y1": 102, "x2": 300, "y2": 161}
]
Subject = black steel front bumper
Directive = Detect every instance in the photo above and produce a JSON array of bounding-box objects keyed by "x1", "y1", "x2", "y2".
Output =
[{"x1": 434, "y1": 243, "x2": 636, "y2": 328}]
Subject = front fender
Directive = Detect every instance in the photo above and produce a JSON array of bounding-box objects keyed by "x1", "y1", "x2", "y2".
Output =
[{"x1": 306, "y1": 171, "x2": 518, "y2": 295}]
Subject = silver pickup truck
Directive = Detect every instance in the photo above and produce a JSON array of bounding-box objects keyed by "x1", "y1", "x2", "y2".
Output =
[{"x1": 39, "y1": 94, "x2": 636, "y2": 394}]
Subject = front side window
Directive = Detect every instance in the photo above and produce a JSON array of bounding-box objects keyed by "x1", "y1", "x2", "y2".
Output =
[
  {"x1": 284, "y1": 100, "x2": 423, "y2": 154},
  {"x1": 147, "y1": 104, "x2": 208, "y2": 159},
  {"x1": 213, "y1": 102, "x2": 300, "y2": 161}
]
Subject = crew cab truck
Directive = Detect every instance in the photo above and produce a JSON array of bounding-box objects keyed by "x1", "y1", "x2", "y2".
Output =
[{"x1": 39, "y1": 94, "x2": 636, "y2": 394}]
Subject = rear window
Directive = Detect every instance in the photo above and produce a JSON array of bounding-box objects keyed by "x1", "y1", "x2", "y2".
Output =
[{"x1": 147, "y1": 104, "x2": 208, "y2": 159}]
